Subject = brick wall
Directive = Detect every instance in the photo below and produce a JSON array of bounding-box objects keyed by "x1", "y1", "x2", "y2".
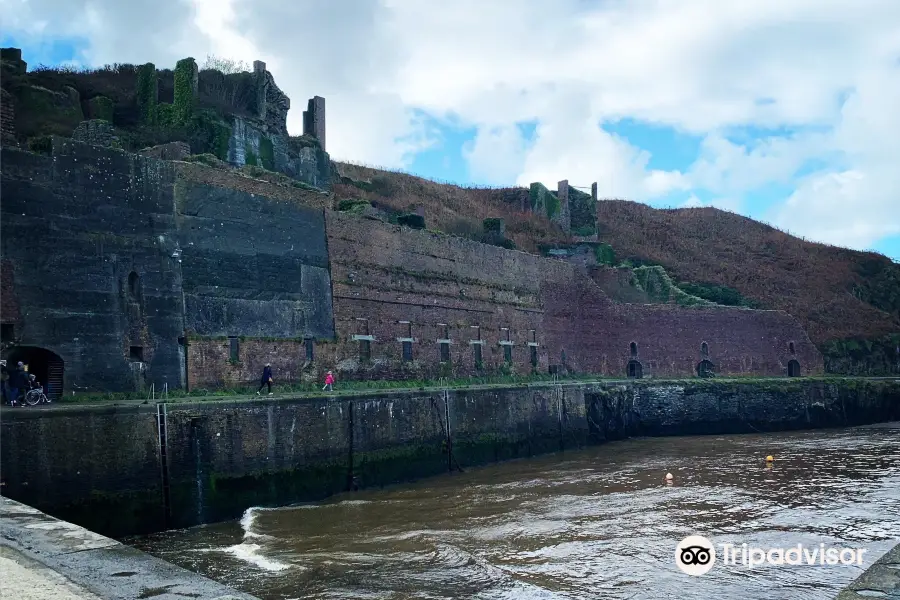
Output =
[
  {"x1": 325, "y1": 212, "x2": 822, "y2": 380},
  {"x1": 324, "y1": 212, "x2": 563, "y2": 380},
  {"x1": 0, "y1": 258, "x2": 20, "y2": 325},
  {"x1": 186, "y1": 337, "x2": 320, "y2": 389},
  {"x1": 541, "y1": 272, "x2": 824, "y2": 377}
]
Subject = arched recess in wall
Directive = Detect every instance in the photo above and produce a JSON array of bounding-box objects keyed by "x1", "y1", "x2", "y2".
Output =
[
  {"x1": 627, "y1": 359, "x2": 643, "y2": 378},
  {"x1": 701, "y1": 342, "x2": 709, "y2": 357},
  {"x1": 1, "y1": 345, "x2": 65, "y2": 401},
  {"x1": 696, "y1": 359, "x2": 715, "y2": 378},
  {"x1": 788, "y1": 341, "x2": 796, "y2": 355},
  {"x1": 630, "y1": 342, "x2": 638, "y2": 357},
  {"x1": 127, "y1": 271, "x2": 141, "y2": 302},
  {"x1": 788, "y1": 359, "x2": 801, "y2": 377}
]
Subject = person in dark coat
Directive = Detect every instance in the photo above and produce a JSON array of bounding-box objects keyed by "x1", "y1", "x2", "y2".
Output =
[
  {"x1": 8, "y1": 361, "x2": 27, "y2": 406},
  {"x1": 257, "y1": 363, "x2": 273, "y2": 396},
  {"x1": 1, "y1": 360, "x2": 9, "y2": 405}
]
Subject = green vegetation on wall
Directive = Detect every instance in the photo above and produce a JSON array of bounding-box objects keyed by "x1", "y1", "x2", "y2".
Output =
[
  {"x1": 187, "y1": 110, "x2": 232, "y2": 160},
  {"x1": 244, "y1": 144, "x2": 258, "y2": 166},
  {"x1": 676, "y1": 281, "x2": 761, "y2": 308},
  {"x1": 153, "y1": 103, "x2": 175, "y2": 128},
  {"x1": 529, "y1": 182, "x2": 560, "y2": 220},
  {"x1": 258, "y1": 136, "x2": 275, "y2": 171},
  {"x1": 821, "y1": 334, "x2": 900, "y2": 376},
  {"x1": 173, "y1": 57, "x2": 197, "y2": 127},
  {"x1": 135, "y1": 63, "x2": 157, "y2": 125},
  {"x1": 87, "y1": 95, "x2": 114, "y2": 122},
  {"x1": 631, "y1": 266, "x2": 714, "y2": 307},
  {"x1": 593, "y1": 243, "x2": 616, "y2": 266},
  {"x1": 568, "y1": 186, "x2": 596, "y2": 236}
]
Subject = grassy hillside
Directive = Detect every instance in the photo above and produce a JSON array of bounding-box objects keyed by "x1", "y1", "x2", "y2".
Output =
[
  {"x1": 333, "y1": 162, "x2": 571, "y2": 254},
  {"x1": 594, "y1": 201, "x2": 900, "y2": 372}
]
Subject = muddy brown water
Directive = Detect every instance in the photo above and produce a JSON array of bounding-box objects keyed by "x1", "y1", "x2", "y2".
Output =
[{"x1": 131, "y1": 424, "x2": 900, "y2": 599}]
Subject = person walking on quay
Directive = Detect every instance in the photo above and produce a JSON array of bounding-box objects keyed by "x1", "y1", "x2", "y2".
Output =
[
  {"x1": 8, "y1": 361, "x2": 27, "y2": 406},
  {"x1": 1, "y1": 360, "x2": 10, "y2": 405},
  {"x1": 257, "y1": 363, "x2": 273, "y2": 396},
  {"x1": 322, "y1": 370, "x2": 335, "y2": 392}
]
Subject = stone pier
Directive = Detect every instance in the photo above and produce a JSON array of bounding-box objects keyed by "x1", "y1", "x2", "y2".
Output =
[
  {"x1": 0, "y1": 496, "x2": 258, "y2": 600},
  {"x1": 836, "y1": 542, "x2": 900, "y2": 599}
]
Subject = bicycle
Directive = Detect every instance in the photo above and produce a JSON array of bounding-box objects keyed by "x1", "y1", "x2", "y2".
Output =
[{"x1": 23, "y1": 386, "x2": 50, "y2": 406}]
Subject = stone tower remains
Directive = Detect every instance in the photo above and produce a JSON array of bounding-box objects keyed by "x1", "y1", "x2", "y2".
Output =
[{"x1": 303, "y1": 96, "x2": 326, "y2": 151}]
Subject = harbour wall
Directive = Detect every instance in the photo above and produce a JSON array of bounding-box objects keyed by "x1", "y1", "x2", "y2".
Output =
[{"x1": 1, "y1": 378, "x2": 897, "y2": 538}]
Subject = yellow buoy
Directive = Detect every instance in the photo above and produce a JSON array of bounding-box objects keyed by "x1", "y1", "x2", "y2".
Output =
[
  {"x1": 766, "y1": 455, "x2": 774, "y2": 462},
  {"x1": 665, "y1": 472, "x2": 674, "y2": 481}
]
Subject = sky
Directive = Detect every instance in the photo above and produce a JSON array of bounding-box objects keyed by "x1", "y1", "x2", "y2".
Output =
[{"x1": 2, "y1": 0, "x2": 899, "y2": 261}]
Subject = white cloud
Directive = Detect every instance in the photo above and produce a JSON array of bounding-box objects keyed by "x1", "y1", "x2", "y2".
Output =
[{"x1": 2, "y1": 0, "x2": 900, "y2": 252}]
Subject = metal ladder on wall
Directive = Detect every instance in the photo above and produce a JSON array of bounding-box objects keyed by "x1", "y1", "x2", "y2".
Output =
[
  {"x1": 155, "y1": 402, "x2": 172, "y2": 527},
  {"x1": 439, "y1": 378, "x2": 456, "y2": 472}
]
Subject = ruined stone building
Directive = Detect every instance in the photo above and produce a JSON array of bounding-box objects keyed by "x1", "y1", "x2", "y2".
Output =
[{"x1": 0, "y1": 50, "x2": 822, "y2": 397}]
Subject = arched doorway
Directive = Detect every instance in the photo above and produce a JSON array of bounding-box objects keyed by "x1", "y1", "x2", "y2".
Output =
[
  {"x1": 696, "y1": 359, "x2": 715, "y2": 378},
  {"x1": 2, "y1": 346, "x2": 64, "y2": 400},
  {"x1": 788, "y1": 359, "x2": 801, "y2": 377},
  {"x1": 627, "y1": 359, "x2": 643, "y2": 378}
]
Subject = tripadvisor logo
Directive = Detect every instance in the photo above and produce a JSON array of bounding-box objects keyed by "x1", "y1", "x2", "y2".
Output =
[
  {"x1": 675, "y1": 535, "x2": 869, "y2": 576},
  {"x1": 675, "y1": 535, "x2": 716, "y2": 576}
]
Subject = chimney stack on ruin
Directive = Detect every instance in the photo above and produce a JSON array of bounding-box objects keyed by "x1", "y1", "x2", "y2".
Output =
[{"x1": 303, "y1": 96, "x2": 326, "y2": 151}]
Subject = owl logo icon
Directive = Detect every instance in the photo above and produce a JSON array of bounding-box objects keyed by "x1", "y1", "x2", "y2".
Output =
[{"x1": 675, "y1": 535, "x2": 716, "y2": 575}]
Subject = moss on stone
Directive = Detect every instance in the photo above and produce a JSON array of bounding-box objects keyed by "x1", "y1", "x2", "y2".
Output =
[
  {"x1": 153, "y1": 103, "x2": 176, "y2": 128},
  {"x1": 244, "y1": 144, "x2": 258, "y2": 166},
  {"x1": 258, "y1": 136, "x2": 275, "y2": 171},
  {"x1": 87, "y1": 95, "x2": 115, "y2": 122},
  {"x1": 173, "y1": 57, "x2": 197, "y2": 127},
  {"x1": 135, "y1": 63, "x2": 157, "y2": 125}
]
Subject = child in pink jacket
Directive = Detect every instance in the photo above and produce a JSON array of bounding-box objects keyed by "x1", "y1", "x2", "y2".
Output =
[{"x1": 322, "y1": 371, "x2": 335, "y2": 392}]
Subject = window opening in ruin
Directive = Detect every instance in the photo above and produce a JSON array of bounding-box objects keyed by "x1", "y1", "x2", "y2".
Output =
[
  {"x1": 504, "y1": 345, "x2": 512, "y2": 363},
  {"x1": 177, "y1": 336, "x2": 186, "y2": 346},
  {"x1": 0, "y1": 323, "x2": 14, "y2": 342},
  {"x1": 789, "y1": 342, "x2": 795, "y2": 354},
  {"x1": 130, "y1": 346, "x2": 144, "y2": 362},
  {"x1": 501, "y1": 327, "x2": 511, "y2": 342},
  {"x1": 630, "y1": 342, "x2": 638, "y2": 357},
  {"x1": 229, "y1": 337, "x2": 239, "y2": 362},
  {"x1": 627, "y1": 359, "x2": 643, "y2": 378},
  {"x1": 701, "y1": 342, "x2": 709, "y2": 356},
  {"x1": 355, "y1": 318, "x2": 370, "y2": 335},
  {"x1": 530, "y1": 329, "x2": 537, "y2": 343},
  {"x1": 473, "y1": 344, "x2": 483, "y2": 368},
  {"x1": 697, "y1": 359, "x2": 715, "y2": 378},
  {"x1": 440, "y1": 323, "x2": 450, "y2": 339},
  {"x1": 470, "y1": 325, "x2": 481, "y2": 340},
  {"x1": 305, "y1": 338, "x2": 315, "y2": 362},
  {"x1": 127, "y1": 271, "x2": 141, "y2": 302},
  {"x1": 440, "y1": 342, "x2": 450, "y2": 363},
  {"x1": 788, "y1": 359, "x2": 801, "y2": 377},
  {"x1": 400, "y1": 321, "x2": 412, "y2": 338},
  {"x1": 359, "y1": 339, "x2": 371, "y2": 361},
  {"x1": 530, "y1": 346, "x2": 538, "y2": 368},
  {"x1": 402, "y1": 340, "x2": 413, "y2": 361}
]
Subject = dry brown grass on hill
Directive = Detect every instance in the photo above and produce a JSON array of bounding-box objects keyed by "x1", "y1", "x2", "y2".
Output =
[
  {"x1": 595, "y1": 200, "x2": 899, "y2": 344},
  {"x1": 333, "y1": 162, "x2": 571, "y2": 253}
]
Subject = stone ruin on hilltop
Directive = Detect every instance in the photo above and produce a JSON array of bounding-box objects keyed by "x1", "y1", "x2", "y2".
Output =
[{"x1": 0, "y1": 47, "x2": 331, "y2": 189}]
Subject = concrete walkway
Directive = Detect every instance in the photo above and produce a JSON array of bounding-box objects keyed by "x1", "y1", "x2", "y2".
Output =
[
  {"x1": 836, "y1": 542, "x2": 900, "y2": 599},
  {"x1": 0, "y1": 497, "x2": 256, "y2": 600}
]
